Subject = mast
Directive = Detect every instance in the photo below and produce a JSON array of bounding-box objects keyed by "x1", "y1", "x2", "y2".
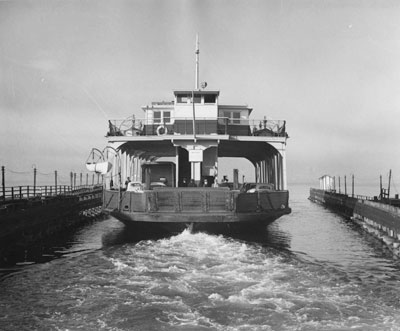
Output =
[
  {"x1": 195, "y1": 34, "x2": 199, "y2": 90},
  {"x1": 192, "y1": 35, "x2": 199, "y2": 141}
]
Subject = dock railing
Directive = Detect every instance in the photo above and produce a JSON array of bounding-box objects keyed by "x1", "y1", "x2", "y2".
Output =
[
  {"x1": 0, "y1": 184, "x2": 103, "y2": 203},
  {"x1": 355, "y1": 194, "x2": 375, "y2": 201}
]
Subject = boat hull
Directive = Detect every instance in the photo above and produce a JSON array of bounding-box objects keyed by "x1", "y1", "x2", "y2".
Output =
[
  {"x1": 110, "y1": 209, "x2": 290, "y2": 235},
  {"x1": 104, "y1": 188, "x2": 291, "y2": 235}
]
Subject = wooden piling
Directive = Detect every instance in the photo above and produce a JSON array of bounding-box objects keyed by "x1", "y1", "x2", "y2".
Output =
[{"x1": 2, "y1": 166, "x2": 5, "y2": 201}]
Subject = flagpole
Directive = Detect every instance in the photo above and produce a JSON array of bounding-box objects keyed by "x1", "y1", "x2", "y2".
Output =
[{"x1": 193, "y1": 35, "x2": 199, "y2": 141}]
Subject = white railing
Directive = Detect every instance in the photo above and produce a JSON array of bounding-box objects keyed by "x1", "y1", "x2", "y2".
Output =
[{"x1": 107, "y1": 116, "x2": 287, "y2": 137}]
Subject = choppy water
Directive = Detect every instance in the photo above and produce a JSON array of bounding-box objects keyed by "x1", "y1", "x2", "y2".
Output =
[{"x1": 1, "y1": 185, "x2": 400, "y2": 331}]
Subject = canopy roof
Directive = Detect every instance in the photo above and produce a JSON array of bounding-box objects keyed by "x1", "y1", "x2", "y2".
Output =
[{"x1": 117, "y1": 137, "x2": 279, "y2": 164}]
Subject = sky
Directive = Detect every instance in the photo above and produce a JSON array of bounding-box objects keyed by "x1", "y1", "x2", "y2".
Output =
[{"x1": 1, "y1": 0, "x2": 400, "y2": 192}]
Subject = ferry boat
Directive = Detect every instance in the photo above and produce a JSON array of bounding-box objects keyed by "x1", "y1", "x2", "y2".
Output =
[{"x1": 88, "y1": 42, "x2": 291, "y2": 234}]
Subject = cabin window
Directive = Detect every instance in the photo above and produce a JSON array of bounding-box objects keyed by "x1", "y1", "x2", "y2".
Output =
[
  {"x1": 153, "y1": 110, "x2": 171, "y2": 124},
  {"x1": 232, "y1": 112, "x2": 240, "y2": 124},
  {"x1": 154, "y1": 111, "x2": 161, "y2": 124},
  {"x1": 164, "y1": 111, "x2": 171, "y2": 123},
  {"x1": 204, "y1": 94, "x2": 216, "y2": 104},
  {"x1": 223, "y1": 111, "x2": 241, "y2": 124}
]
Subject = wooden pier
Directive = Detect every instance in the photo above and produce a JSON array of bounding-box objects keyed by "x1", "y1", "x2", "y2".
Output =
[
  {"x1": 309, "y1": 188, "x2": 400, "y2": 256},
  {"x1": 0, "y1": 184, "x2": 104, "y2": 255}
]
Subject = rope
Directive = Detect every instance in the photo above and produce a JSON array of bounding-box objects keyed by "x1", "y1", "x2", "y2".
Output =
[
  {"x1": 6, "y1": 169, "x2": 31, "y2": 175},
  {"x1": 37, "y1": 171, "x2": 53, "y2": 176},
  {"x1": 2, "y1": 167, "x2": 101, "y2": 187}
]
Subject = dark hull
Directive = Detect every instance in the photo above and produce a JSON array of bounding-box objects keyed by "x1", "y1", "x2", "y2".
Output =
[
  {"x1": 105, "y1": 188, "x2": 290, "y2": 236},
  {"x1": 110, "y1": 208, "x2": 291, "y2": 236}
]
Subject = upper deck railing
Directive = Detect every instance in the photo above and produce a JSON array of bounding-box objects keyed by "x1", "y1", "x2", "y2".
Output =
[{"x1": 107, "y1": 117, "x2": 287, "y2": 138}]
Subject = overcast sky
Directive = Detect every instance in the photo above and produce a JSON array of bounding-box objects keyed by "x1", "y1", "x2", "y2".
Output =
[{"x1": 1, "y1": 0, "x2": 399, "y2": 190}]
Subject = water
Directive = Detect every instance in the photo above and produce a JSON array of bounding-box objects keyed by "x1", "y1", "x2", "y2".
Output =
[{"x1": 1, "y1": 184, "x2": 400, "y2": 330}]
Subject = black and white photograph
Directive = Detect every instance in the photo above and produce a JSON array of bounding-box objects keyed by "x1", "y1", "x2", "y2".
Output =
[{"x1": 1, "y1": 1, "x2": 400, "y2": 330}]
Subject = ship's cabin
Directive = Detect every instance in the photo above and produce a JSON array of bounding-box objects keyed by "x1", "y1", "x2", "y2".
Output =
[
  {"x1": 107, "y1": 90, "x2": 287, "y2": 138},
  {"x1": 140, "y1": 90, "x2": 253, "y2": 136}
]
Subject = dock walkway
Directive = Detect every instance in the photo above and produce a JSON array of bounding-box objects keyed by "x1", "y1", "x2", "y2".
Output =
[{"x1": 309, "y1": 188, "x2": 400, "y2": 256}]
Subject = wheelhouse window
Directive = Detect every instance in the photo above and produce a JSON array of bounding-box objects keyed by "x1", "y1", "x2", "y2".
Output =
[
  {"x1": 204, "y1": 94, "x2": 216, "y2": 104},
  {"x1": 193, "y1": 94, "x2": 201, "y2": 103},
  {"x1": 177, "y1": 93, "x2": 203, "y2": 103},
  {"x1": 177, "y1": 94, "x2": 190, "y2": 103}
]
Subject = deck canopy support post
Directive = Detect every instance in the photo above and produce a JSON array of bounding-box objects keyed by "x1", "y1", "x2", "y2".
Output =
[
  {"x1": 256, "y1": 162, "x2": 260, "y2": 183},
  {"x1": 273, "y1": 155, "x2": 277, "y2": 189},
  {"x1": 269, "y1": 158, "x2": 273, "y2": 185},
  {"x1": 191, "y1": 162, "x2": 201, "y2": 185},
  {"x1": 263, "y1": 160, "x2": 267, "y2": 183},
  {"x1": 277, "y1": 154, "x2": 282, "y2": 190},
  {"x1": 175, "y1": 147, "x2": 179, "y2": 187},
  {"x1": 261, "y1": 160, "x2": 265, "y2": 183},
  {"x1": 281, "y1": 149, "x2": 287, "y2": 190}
]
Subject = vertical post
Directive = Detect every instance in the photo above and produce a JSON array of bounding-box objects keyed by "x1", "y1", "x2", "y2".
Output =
[
  {"x1": 344, "y1": 175, "x2": 347, "y2": 196},
  {"x1": 33, "y1": 167, "x2": 37, "y2": 196},
  {"x1": 175, "y1": 148, "x2": 179, "y2": 187},
  {"x1": 55, "y1": 170, "x2": 58, "y2": 194},
  {"x1": 352, "y1": 174, "x2": 354, "y2": 198},
  {"x1": 233, "y1": 169, "x2": 239, "y2": 190},
  {"x1": 80, "y1": 173, "x2": 82, "y2": 187},
  {"x1": 380, "y1": 175, "x2": 383, "y2": 198},
  {"x1": 145, "y1": 167, "x2": 151, "y2": 190},
  {"x1": 255, "y1": 162, "x2": 259, "y2": 183},
  {"x1": 70, "y1": 172, "x2": 73, "y2": 189},
  {"x1": 86, "y1": 173, "x2": 88, "y2": 186},
  {"x1": 338, "y1": 176, "x2": 341, "y2": 194},
  {"x1": 333, "y1": 176, "x2": 336, "y2": 192},
  {"x1": 388, "y1": 169, "x2": 392, "y2": 198},
  {"x1": 73, "y1": 173, "x2": 76, "y2": 188},
  {"x1": 1, "y1": 166, "x2": 5, "y2": 201},
  {"x1": 92, "y1": 174, "x2": 94, "y2": 185}
]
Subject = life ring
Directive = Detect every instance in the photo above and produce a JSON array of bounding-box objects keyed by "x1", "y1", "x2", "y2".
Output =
[{"x1": 156, "y1": 125, "x2": 167, "y2": 135}]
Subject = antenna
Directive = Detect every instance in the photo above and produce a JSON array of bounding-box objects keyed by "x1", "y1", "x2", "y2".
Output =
[{"x1": 195, "y1": 34, "x2": 199, "y2": 90}]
